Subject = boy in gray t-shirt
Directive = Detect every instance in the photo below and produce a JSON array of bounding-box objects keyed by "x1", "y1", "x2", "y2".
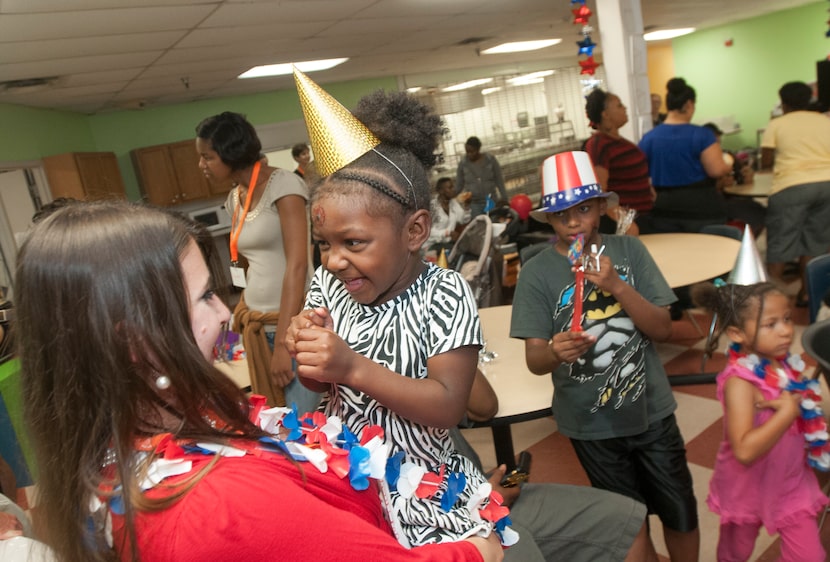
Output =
[{"x1": 510, "y1": 151, "x2": 699, "y2": 562}]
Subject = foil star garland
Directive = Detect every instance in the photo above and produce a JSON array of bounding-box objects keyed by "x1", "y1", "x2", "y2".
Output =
[{"x1": 569, "y1": 0, "x2": 599, "y2": 75}]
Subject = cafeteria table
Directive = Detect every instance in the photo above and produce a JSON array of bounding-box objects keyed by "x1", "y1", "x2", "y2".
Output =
[
  {"x1": 722, "y1": 172, "x2": 772, "y2": 198},
  {"x1": 640, "y1": 233, "x2": 741, "y2": 384},
  {"x1": 474, "y1": 305, "x2": 554, "y2": 468}
]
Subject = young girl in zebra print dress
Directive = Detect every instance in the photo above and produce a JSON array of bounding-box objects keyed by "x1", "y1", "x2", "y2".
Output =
[{"x1": 286, "y1": 87, "x2": 514, "y2": 548}]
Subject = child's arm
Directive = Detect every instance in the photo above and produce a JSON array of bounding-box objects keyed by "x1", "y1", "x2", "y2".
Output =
[
  {"x1": 466, "y1": 369, "x2": 499, "y2": 423},
  {"x1": 723, "y1": 376, "x2": 801, "y2": 465},
  {"x1": 289, "y1": 307, "x2": 477, "y2": 428},
  {"x1": 582, "y1": 254, "x2": 672, "y2": 342}
]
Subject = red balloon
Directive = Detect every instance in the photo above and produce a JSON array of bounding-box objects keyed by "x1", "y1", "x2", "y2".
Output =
[{"x1": 510, "y1": 193, "x2": 533, "y2": 221}]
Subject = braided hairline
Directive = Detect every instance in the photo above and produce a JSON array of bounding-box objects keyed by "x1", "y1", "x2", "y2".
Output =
[
  {"x1": 704, "y1": 282, "x2": 778, "y2": 357},
  {"x1": 720, "y1": 283, "x2": 777, "y2": 326},
  {"x1": 332, "y1": 170, "x2": 413, "y2": 209}
]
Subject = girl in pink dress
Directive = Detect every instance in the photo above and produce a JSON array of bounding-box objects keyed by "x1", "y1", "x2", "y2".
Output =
[{"x1": 693, "y1": 281, "x2": 829, "y2": 561}]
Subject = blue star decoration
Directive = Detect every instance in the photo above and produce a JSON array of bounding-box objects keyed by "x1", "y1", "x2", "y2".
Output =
[{"x1": 577, "y1": 36, "x2": 596, "y2": 56}]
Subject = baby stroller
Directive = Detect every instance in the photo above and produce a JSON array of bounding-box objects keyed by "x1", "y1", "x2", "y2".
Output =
[{"x1": 448, "y1": 214, "x2": 504, "y2": 308}]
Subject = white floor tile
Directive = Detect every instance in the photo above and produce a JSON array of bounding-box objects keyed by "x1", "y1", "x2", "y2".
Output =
[{"x1": 672, "y1": 391, "x2": 723, "y2": 442}]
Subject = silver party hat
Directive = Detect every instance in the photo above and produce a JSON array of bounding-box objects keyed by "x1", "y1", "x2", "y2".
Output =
[{"x1": 727, "y1": 225, "x2": 768, "y2": 285}]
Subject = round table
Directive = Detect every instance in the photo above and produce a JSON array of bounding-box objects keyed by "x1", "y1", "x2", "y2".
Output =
[
  {"x1": 639, "y1": 233, "x2": 742, "y2": 289},
  {"x1": 475, "y1": 305, "x2": 553, "y2": 467},
  {"x1": 723, "y1": 172, "x2": 772, "y2": 198}
]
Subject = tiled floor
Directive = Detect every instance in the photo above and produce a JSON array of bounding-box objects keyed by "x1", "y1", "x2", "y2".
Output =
[{"x1": 461, "y1": 296, "x2": 830, "y2": 561}]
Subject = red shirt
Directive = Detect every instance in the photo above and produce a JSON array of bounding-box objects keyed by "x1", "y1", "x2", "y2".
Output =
[
  {"x1": 584, "y1": 132, "x2": 654, "y2": 212},
  {"x1": 111, "y1": 453, "x2": 483, "y2": 561}
]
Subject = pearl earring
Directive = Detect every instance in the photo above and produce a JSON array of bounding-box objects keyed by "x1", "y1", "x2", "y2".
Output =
[{"x1": 155, "y1": 375, "x2": 171, "y2": 390}]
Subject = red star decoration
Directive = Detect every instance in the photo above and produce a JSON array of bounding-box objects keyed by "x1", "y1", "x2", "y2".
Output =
[
  {"x1": 572, "y1": 5, "x2": 592, "y2": 25},
  {"x1": 579, "y1": 56, "x2": 599, "y2": 75}
]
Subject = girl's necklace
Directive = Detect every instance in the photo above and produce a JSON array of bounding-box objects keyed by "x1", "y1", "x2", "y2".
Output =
[{"x1": 729, "y1": 343, "x2": 830, "y2": 470}]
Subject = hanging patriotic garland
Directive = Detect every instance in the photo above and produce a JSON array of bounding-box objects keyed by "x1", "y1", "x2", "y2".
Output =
[{"x1": 571, "y1": 0, "x2": 599, "y2": 75}]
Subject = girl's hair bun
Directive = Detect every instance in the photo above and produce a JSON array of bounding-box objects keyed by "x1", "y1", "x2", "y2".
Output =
[{"x1": 353, "y1": 90, "x2": 446, "y2": 168}]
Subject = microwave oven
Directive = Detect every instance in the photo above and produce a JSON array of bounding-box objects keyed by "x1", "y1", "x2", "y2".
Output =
[{"x1": 187, "y1": 203, "x2": 232, "y2": 234}]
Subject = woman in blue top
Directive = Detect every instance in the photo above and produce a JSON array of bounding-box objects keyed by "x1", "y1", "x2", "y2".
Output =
[{"x1": 638, "y1": 78, "x2": 732, "y2": 233}]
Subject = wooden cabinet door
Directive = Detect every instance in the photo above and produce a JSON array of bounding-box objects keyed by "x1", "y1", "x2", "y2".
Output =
[
  {"x1": 43, "y1": 153, "x2": 86, "y2": 200},
  {"x1": 131, "y1": 146, "x2": 180, "y2": 206},
  {"x1": 43, "y1": 152, "x2": 126, "y2": 201},
  {"x1": 168, "y1": 141, "x2": 210, "y2": 202},
  {"x1": 76, "y1": 153, "x2": 126, "y2": 200},
  {"x1": 96, "y1": 153, "x2": 127, "y2": 198}
]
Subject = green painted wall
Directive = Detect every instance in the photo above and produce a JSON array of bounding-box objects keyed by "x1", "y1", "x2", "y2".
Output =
[
  {"x1": 1, "y1": 76, "x2": 397, "y2": 200},
  {"x1": 0, "y1": 103, "x2": 95, "y2": 161},
  {"x1": 672, "y1": 1, "x2": 829, "y2": 151}
]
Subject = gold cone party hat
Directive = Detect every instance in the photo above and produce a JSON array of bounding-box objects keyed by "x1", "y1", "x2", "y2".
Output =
[
  {"x1": 437, "y1": 248, "x2": 448, "y2": 269},
  {"x1": 293, "y1": 67, "x2": 380, "y2": 177},
  {"x1": 727, "y1": 225, "x2": 769, "y2": 286}
]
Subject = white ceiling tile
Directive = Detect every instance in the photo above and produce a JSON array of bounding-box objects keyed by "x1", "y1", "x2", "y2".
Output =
[
  {"x1": 199, "y1": 1, "x2": 376, "y2": 28},
  {"x1": 0, "y1": 0, "x2": 215, "y2": 14},
  {"x1": 0, "y1": 0, "x2": 817, "y2": 114},
  {"x1": 0, "y1": 52, "x2": 161, "y2": 82},
  {"x1": 0, "y1": 5, "x2": 216, "y2": 41},
  {"x1": 0, "y1": 31, "x2": 186, "y2": 64}
]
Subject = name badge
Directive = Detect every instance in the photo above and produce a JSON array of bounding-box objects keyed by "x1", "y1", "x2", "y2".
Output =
[{"x1": 230, "y1": 266, "x2": 247, "y2": 288}]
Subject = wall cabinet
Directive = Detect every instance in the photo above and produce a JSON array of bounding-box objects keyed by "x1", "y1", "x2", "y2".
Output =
[
  {"x1": 42, "y1": 152, "x2": 127, "y2": 201},
  {"x1": 131, "y1": 140, "x2": 231, "y2": 206}
]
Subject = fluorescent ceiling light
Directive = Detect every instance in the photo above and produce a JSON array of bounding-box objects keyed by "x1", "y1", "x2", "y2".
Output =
[
  {"x1": 238, "y1": 58, "x2": 348, "y2": 79},
  {"x1": 481, "y1": 39, "x2": 561, "y2": 54},
  {"x1": 509, "y1": 77, "x2": 545, "y2": 86},
  {"x1": 442, "y1": 78, "x2": 493, "y2": 92},
  {"x1": 482, "y1": 87, "x2": 502, "y2": 95},
  {"x1": 406, "y1": 86, "x2": 421, "y2": 93},
  {"x1": 507, "y1": 70, "x2": 554, "y2": 85},
  {"x1": 643, "y1": 28, "x2": 695, "y2": 41}
]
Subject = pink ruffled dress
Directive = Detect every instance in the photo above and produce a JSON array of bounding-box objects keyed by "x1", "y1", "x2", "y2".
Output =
[{"x1": 707, "y1": 358, "x2": 828, "y2": 533}]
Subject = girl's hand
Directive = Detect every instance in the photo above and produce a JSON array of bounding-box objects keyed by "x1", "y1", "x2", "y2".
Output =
[
  {"x1": 291, "y1": 322, "x2": 358, "y2": 385},
  {"x1": 464, "y1": 533, "x2": 504, "y2": 562},
  {"x1": 486, "y1": 465, "x2": 520, "y2": 508},
  {"x1": 551, "y1": 330, "x2": 596, "y2": 364},
  {"x1": 286, "y1": 307, "x2": 332, "y2": 356},
  {"x1": 757, "y1": 390, "x2": 801, "y2": 420}
]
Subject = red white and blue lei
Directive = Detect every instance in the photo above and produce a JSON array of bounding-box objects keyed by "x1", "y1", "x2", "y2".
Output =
[
  {"x1": 92, "y1": 395, "x2": 517, "y2": 548},
  {"x1": 729, "y1": 343, "x2": 830, "y2": 471}
]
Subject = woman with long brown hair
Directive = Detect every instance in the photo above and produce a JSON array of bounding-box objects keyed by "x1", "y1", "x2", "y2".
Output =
[{"x1": 15, "y1": 201, "x2": 501, "y2": 562}]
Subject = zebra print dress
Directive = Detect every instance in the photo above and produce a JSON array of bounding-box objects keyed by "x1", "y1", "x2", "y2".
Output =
[{"x1": 306, "y1": 262, "x2": 493, "y2": 547}]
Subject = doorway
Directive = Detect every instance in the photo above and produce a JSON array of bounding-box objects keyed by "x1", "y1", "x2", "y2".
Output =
[{"x1": 0, "y1": 164, "x2": 51, "y2": 301}]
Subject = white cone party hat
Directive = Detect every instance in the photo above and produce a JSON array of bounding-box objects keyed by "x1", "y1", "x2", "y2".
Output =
[{"x1": 727, "y1": 225, "x2": 768, "y2": 286}]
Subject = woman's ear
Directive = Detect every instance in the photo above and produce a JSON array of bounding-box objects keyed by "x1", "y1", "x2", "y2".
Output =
[{"x1": 407, "y1": 209, "x2": 431, "y2": 251}]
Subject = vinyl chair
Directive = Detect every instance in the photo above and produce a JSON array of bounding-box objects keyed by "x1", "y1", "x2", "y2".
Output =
[
  {"x1": 699, "y1": 223, "x2": 743, "y2": 241},
  {"x1": 806, "y1": 253, "x2": 830, "y2": 323},
  {"x1": 801, "y1": 318, "x2": 830, "y2": 528}
]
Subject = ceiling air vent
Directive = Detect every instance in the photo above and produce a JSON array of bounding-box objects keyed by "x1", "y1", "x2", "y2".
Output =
[
  {"x1": 456, "y1": 36, "x2": 493, "y2": 46},
  {"x1": 0, "y1": 76, "x2": 62, "y2": 94}
]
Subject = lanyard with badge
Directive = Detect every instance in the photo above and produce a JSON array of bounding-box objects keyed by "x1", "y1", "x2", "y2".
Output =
[{"x1": 228, "y1": 161, "x2": 261, "y2": 288}]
